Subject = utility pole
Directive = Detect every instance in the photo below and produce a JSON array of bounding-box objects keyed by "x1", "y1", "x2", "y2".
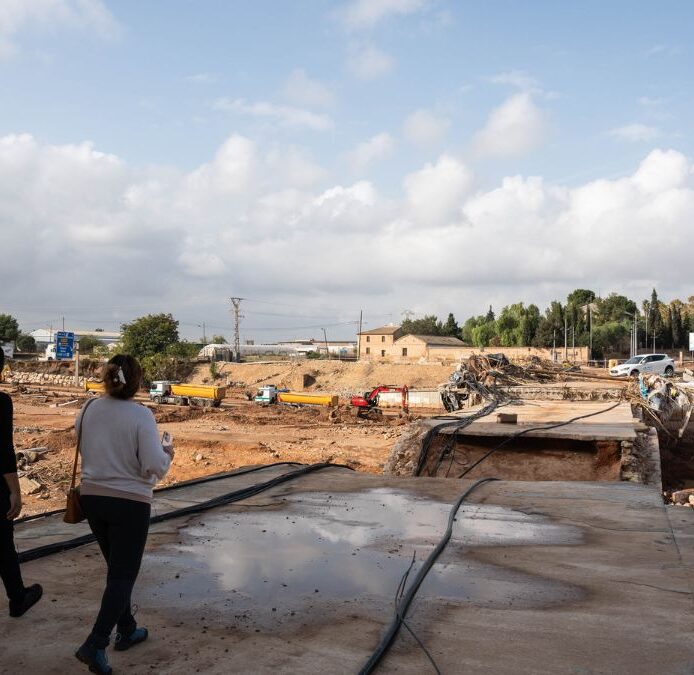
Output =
[
  {"x1": 588, "y1": 305, "x2": 592, "y2": 364},
  {"x1": 357, "y1": 309, "x2": 363, "y2": 361},
  {"x1": 230, "y1": 297, "x2": 244, "y2": 363},
  {"x1": 202, "y1": 322, "x2": 206, "y2": 344},
  {"x1": 564, "y1": 315, "x2": 568, "y2": 361},
  {"x1": 552, "y1": 329, "x2": 556, "y2": 363},
  {"x1": 322, "y1": 328, "x2": 329, "y2": 360},
  {"x1": 572, "y1": 325, "x2": 575, "y2": 361}
]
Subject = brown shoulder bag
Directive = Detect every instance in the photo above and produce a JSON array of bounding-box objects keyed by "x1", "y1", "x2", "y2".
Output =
[{"x1": 64, "y1": 398, "x2": 96, "y2": 524}]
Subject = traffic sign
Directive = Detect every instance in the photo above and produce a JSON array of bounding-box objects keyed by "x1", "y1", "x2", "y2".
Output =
[{"x1": 55, "y1": 331, "x2": 75, "y2": 360}]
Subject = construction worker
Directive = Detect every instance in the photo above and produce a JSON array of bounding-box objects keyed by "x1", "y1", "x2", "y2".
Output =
[{"x1": 0, "y1": 348, "x2": 43, "y2": 617}]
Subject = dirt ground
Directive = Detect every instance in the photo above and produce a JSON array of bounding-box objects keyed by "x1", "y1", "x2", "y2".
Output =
[{"x1": 4, "y1": 381, "x2": 415, "y2": 517}]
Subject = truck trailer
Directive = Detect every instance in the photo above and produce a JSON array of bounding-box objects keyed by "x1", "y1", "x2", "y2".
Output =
[{"x1": 149, "y1": 381, "x2": 226, "y2": 407}]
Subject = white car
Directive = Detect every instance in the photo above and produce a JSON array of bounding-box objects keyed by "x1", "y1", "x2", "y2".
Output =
[{"x1": 609, "y1": 353, "x2": 675, "y2": 378}]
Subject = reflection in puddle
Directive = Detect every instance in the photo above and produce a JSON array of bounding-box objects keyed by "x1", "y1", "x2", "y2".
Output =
[{"x1": 147, "y1": 488, "x2": 582, "y2": 623}]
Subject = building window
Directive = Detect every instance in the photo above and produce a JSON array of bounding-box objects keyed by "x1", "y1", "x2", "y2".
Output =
[
  {"x1": 366, "y1": 336, "x2": 370, "y2": 342},
  {"x1": 402, "y1": 348, "x2": 408, "y2": 356},
  {"x1": 381, "y1": 350, "x2": 386, "y2": 357},
  {"x1": 381, "y1": 335, "x2": 385, "y2": 342},
  {"x1": 366, "y1": 347, "x2": 370, "y2": 355}
]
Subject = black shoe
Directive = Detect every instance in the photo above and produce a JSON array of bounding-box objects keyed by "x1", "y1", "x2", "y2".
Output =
[
  {"x1": 75, "y1": 642, "x2": 112, "y2": 675},
  {"x1": 9, "y1": 584, "x2": 43, "y2": 618},
  {"x1": 114, "y1": 626, "x2": 148, "y2": 651}
]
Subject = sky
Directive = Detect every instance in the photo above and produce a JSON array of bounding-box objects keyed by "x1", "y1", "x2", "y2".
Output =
[{"x1": 1, "y1": 0, "x2": 693, "y2": 342}]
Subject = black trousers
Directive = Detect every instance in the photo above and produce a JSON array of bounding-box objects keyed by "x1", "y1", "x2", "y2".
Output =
[
  {"x1": 0, "y1": 490, "x2": 24, "y2": 603},
  {"x1": 81, "y1": 495, "x2": 151, "y2": 648}
]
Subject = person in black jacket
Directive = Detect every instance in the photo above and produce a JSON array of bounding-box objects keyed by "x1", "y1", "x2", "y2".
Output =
[{"x1": 0, "y1": 348, "x2": 42, "y2": 617}]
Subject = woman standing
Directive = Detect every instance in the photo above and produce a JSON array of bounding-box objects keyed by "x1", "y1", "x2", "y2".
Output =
[
  {"x1": 75, "y1": 354, "x2": 173, "y2": 675},
  {"x1": 0, "y1": 348, "x2": 43, "y2": 617}
]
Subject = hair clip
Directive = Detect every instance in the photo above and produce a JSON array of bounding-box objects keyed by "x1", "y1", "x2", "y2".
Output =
[{"x1": 117, "y1": 367, "x2": 127, "y2": 384}]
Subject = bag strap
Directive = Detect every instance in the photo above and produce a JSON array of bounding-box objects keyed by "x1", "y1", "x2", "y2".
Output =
[{"x1": 70, "y1": 398, "x2": 97, "y2": 491}]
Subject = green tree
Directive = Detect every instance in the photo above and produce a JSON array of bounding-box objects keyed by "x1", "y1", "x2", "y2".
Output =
[
  {"x1": 401, "y1": 315, "x2": 444, "y2": 335},
  {"x1": 596, "y1": 294, "x2": 637, "y2": 323},
  {"x1": 165, "y1": 341, "x2": 200, "y2": 360},
  {"x1": 0, "y1": 314, "x2": 20, "y2": 342},
  {"x1": 471, "y1": 321, "x2": 497, "y2": 347},
  {"x1": 566, "y1": 289, "x2": 596, "y2": 307},
  {"x1": 442, "y1": 313, "x2": 460, "y2": 337},
  {"x1": 591, "y1": 322, "x2": 630, "y2": 358},
  {"x1": 15, "y1": 334, "x2": 36, "y2": 353},
  {"x1": 532, "y1": 301, "x2": 564, "y2": 347},
  {"x1": 211, "y1": 335, "x2": 228, "y2": 344},
  {"x1": 77, "y1": 335, "x2": 102, "y2": 354},
  {"x1": 121, "y1": 313, "x2": 179, "y2": 359},
  {"x1": 485, "y1": 305, "x2": 495, "y2": 323}
]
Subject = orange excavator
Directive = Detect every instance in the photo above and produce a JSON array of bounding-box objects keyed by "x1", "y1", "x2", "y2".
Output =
[{"x1": 350, "y1": 385, "x2": 408, "y2": 417}]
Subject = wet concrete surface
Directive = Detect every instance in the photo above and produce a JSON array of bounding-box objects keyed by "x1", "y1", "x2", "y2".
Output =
[
  {"x1": 145, "y1": 488, "x2": 584, "y2": 633},
  {"x1": 2, "y1": 469, "x2": 693, "y2": 674}
]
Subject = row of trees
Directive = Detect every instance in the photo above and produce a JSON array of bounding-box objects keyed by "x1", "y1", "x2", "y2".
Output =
[{"x1": 401, "y1": 289, "x2": 694, "y2": 358}]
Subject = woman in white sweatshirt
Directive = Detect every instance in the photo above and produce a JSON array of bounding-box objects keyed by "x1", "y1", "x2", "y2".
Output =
[{"x1": 74, "y1": 354, "x2": 173, "y2": 675}]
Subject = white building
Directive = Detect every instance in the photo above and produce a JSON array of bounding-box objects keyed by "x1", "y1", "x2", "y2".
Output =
[{"x1": 30, "y1": 328, "x2": 121, "y2": 350}]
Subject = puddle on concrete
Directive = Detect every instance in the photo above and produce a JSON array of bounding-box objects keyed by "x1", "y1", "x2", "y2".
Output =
[{"x1": 145, "y1": 488, "x2": 583, "y2": 628}]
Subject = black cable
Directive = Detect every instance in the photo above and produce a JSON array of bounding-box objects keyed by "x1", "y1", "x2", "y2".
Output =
[
  {"x1": 15, "y1": 461, "x2": 304, "y2": 524},
  {"x1": 392, "y1": 552, "x2": 442, "y2": 675},
  {"x1": 415, "y1": 399, "x2": 499, "y2": 477},
  {"x1": 359, "y1": 477, "x2": 498, "y2": 675},
  {"x1": 18, "y1": 462, "x2": 352, "y2": 563},
  {"x1": 457, "y1": 401, "x2": 622, "y2": 479}
]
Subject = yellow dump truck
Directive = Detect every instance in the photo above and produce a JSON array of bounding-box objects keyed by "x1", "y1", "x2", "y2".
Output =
[
  {"x1": 85, "y1": 381, "x2": 105, "y2": 393},
  {"x1": 149, "y1": 380, "x2": 226, "y2": 407}
]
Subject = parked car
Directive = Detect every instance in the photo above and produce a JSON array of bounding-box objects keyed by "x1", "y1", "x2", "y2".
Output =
[{"x1": 609, "y1": 354, "x2": 675, "y2": 378}]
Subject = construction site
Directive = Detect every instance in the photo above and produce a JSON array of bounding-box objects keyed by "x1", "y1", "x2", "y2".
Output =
[{"x1": 1, "y1": 353, "x2": 693, "y2": 673}]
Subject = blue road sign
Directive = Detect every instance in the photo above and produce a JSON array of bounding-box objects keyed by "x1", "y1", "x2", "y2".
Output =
[{"x1": 55, "y1": 331, "x2": 75, "y2": 360}]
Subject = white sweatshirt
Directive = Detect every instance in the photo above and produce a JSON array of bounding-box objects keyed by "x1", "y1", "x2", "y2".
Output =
[{"x1": 76, "y1": 396, "x2": 171, "y2": 504}]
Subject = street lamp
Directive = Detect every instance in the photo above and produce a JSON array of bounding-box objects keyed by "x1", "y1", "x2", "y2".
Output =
[{"x1": 623, "y1": 311, "x2": 638, "y2": 358}]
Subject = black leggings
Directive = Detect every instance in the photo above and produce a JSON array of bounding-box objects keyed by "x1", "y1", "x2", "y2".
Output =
[
  {"x1": 0, "y1": 491, "x2": 24, "y2": 603},
  {"x1": 81, "y1": 495, "x2": 151, "y2": 648}
]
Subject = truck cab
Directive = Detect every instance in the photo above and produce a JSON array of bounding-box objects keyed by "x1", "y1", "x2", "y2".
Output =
[
  {"x1": 149, "y1": 380, "x2": 175, "y2": 403},
  {"x1": 254, "y1": 385, "x2": 279, "y2": 404}
]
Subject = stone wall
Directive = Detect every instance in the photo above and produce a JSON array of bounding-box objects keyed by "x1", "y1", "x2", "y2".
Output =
[{"x1": 8, "y1": 371, "x2": 87, "y2": 387}]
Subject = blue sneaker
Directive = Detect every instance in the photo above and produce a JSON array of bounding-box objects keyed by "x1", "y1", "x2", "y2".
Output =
[
  {"x1": 114, "y1": 626, "x2": 148, "y2": 651},
  {"x1": 75, "y1": 642, "x2": 112, "y2": 674}
]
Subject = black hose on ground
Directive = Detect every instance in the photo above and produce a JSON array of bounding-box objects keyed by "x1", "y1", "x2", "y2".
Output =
[
  {"x1": 358, "y1": 477, "x2": 498, "y2": 675},
  {"x1": 15, "y1": 461, "x2": 305, "y2": 524},
  {"x1": 18, "y1": 462, "x2": 352, "y2": 563}
]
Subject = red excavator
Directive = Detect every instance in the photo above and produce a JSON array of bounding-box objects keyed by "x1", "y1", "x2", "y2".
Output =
[{"x1": 350, "y1": 385, "x2": 408, "y2": 417}]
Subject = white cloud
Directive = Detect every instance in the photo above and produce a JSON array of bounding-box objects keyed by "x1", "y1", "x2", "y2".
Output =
[
  {"x1": 0, "y1": 0, "x2": 120, "y2": 58},
  {"x1": 404, "y1": 155, "x2": 473, "y2": 226},
  {"x1": 347, "y1": 44, "x2": 394, "y2": 79},
  {"x1": 283, "y1": 69, "x2": 334, "y2": 108},
  {"x1": 609, "y1": 123, "x2": 661, "y2": 142},
  {"x1": 402, "y1": 109, "x2": 450, "y2": 146},
  {"x1": 3, "y1": 132, "x2": 694, "y2": 340},
  {"x1": 347, "y1": 132, "x2": 394, "y2": 169},
  {"x1": 339, "y1": 0, "x2": 431, "y2": 28},
  {"x1": 213, "y1": 98, "x2": 334, "y2": 131},
  {"x1": 473, "y1": 92, "x2": 547, "y2": 158}
]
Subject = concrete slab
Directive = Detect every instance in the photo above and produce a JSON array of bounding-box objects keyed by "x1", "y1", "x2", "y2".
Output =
[
  {"x1": 2, "y1": 469, "x2": 693, "y2": 674},
  {"x1": 441, "y1": 401, "x2": 639, "y2": 441}
]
